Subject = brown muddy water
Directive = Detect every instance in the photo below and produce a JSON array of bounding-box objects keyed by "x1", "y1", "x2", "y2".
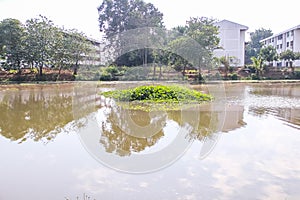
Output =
[{"x1": 0, "y1": 82, "x2": 299, "y2": 200}]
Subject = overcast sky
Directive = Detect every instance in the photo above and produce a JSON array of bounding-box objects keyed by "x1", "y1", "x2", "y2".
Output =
[{"x1": 1, "y1": 0, "x2": 300, "y2": 41}]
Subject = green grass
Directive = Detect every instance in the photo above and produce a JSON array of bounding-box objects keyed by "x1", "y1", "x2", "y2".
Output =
[{"x1": 101, "y1": 85, "x2": 213, "y2": 111}]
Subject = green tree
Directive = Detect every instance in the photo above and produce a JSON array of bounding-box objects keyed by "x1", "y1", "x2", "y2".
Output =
[
  {"x1": 49, "y1": 27, "x2": 69, "y2": 76},
  {"x1": 98, "y1": 0, "x2": 164, "y2": 38},
  {"x1": 24, "y1": 15, "x2": 56, "y2": 76},
  {"x1": 260, "y1": 45, "x2": 277, "y2": 67},
  {"x1": 65, "y1": 29, "x2": 94, "y2": 75},
  {"x1": 245, "y1": 28, "x2": 273, "y2": 64},
  {"x1": 167, "y1": 37, "x2": 193, "y2": 77},
  {"x1": 219, "y1": 56, "x2": 231, "y2": 80},
  {"x1": 98, "y1": 0, "x2": 164, "y2": 67},
  {"x1": 280, "y1": 49, "x2": 297, "y2": 72},
  {"x1": 251, "y1": 56, "x2": 263, "y2": 78},
  {"x1": 0, "y1": 18, "x2": 26, "y2": 69},
  {"x1": 166, "y1": 17, "x2": 220, "y2": 82}
]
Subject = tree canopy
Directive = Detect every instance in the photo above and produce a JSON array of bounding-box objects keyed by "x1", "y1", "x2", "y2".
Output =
[
  {"x1": 98, "y1": 0, "x2": 164, "y2": 67},
  {"x1": 245, "y1": 28, "x2": 273, "y2": 64},
  {"x1": 0, "y1": 16, "x2": 96, "y2": 76},
  {"x1": 98, "y1": 0, "x2": 164, "y2": 38},
  {"x1": 0, "y1": 18, "x2": 26, "y2": 68}
]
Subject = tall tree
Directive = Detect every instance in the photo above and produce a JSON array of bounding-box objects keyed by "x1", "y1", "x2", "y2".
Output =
[
  {"x1": 66, "y1": 29, "x2": 95, "y2": 75},
  {"x1": 166, "y1": 17, "x2": 219, "y2": 81},
  {"x1": 24, "y1": 15, "x2": 56, "y2": 76},
  {"x1": 98, "y1": 0, "x2": 164, "y2": 37},
  {"x1": 98, "y1": 0, "x2": 164, "y2": 66},
  {"x1": 0, "y1": 18, "x2": 26, "y2": 69},
  {"x1": 245, "y1": 28, "x2": 273, "y2": 64}
]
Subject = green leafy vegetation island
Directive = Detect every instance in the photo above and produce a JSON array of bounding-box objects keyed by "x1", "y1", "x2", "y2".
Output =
[{"x1": 101, "y1": 85, "x2": 213, "y2": 111}]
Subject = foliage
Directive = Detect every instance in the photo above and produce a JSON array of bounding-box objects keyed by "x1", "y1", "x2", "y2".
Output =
[
  {"x1": 0, "y1": 18, "x2": 26, "y2": 69},
  {"x1": 280, "y1": 49, "x2": 299, "y2": 72},
  {"x1": 24, "y1": 15, "x2": 56, "y2": 76},
  {"x1": 165, "y1": 17, "x2": 220, "y2": 81},
  {"x1": 245, "y1": 28, "x2": 273, "y2": 64},
  {"x1": 98, "y1": 0, "x2": 164, "y2": 38},
  {"x1": 102, "y1": 85, "x2": 213, "y2": 103},
  {"x1": 0, "y1": 16, "x2": 96, "y2": 78},
  {"x1": 293, "y1": 71, "x2": 300, "y2": 79},
  {"x1": 219, "y1": 56, "x2": 230, "y2": 79},
  {"x1": 251, "y1": 56, "x2": 263, "y2": 79},
  {"x1": 98, "y1": 0, "x2": 164, "y2": 67},
  {"x1": 228, "y1": 73, "x2": 239, "y2": 80},
  {"x1": 260, "y1": 45, "x2": 277, "y2": 66},
  {"x1": 100, "y1": 65, "x2": 120, "y2": 81}
]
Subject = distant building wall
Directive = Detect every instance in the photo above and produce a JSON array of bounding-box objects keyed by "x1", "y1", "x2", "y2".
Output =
[
  {"x1": 261, "y1": 25, "x2": 300, "y2": 67},
  {"x1": 214, "y1": 20, "x2": 248, "y2": 67}
]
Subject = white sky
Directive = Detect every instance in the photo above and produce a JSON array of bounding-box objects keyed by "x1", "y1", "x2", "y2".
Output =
[{"x1": 1, "y1": 0, "x2": 300, "y2": 41}]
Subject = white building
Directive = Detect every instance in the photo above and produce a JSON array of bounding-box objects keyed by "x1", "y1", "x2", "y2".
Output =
[
  {"x1": 214, "y1": 20, "x2": 248, "y2": 67},
  {"x1": 261, "y1": 25, "x2": 300, "y2": 67}
]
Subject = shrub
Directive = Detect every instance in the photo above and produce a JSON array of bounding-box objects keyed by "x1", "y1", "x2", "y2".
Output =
[
  {"x1": 293, "y1": 71, "x2": 300, "y2": 79},
  {"x1": 251, "y1": 74, "x2": 260, "y2": 80},
  {"x1": 228, "y1": 73, "x2": 239, "y2": 80},
  {"x1": 102, "y1": 85, "x2": 213, "y2": 103}
]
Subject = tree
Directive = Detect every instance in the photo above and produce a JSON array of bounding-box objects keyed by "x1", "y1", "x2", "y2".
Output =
[
  {"x1": 65, "y1": 29, "x2": 95, "y2": 75},
  {"x1": 167, "y1": 37, "x2": 194, "y2": 77},
  {"x1": 260, "y1": 45, "x2": 277, "y2": 67},
  {"x1": 0, "y1": 18, "x2": 26, "y2": 69},
  {"x1": 24, "y1": 15, "x2": 56, "y2": 76},
  {"x1": 251, "y1": 56, "x2": 263, "y2": 78},
  {"x1": 98, "y1": 0, "x2": 164, "y2": 38},
  {"x1": 280, "y1": 49, "x2": 297, "y2": 72},
  {"x1": 98, "y1": 0, "x2": 164, "y2": 66},
  {"x1": 166, "y1": 17, "x2": 220, "y2": 82},
  {"x1": 245, "y1": 28, "x2": 273, "y2": 64},
  {"x1": 219, "y1": 56, "x2": 231, "y2": 79},
  {"x1": 49, "y1": 27, "x2": 69, "y2": 76}
]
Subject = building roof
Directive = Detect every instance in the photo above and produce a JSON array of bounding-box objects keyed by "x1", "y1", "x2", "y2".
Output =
[
  {"x1": 260, "y1": 24, "x2": 300, "y2": 42},
  {"x1": 215, "y1": 19, "x2": 248, "y2": 31}
]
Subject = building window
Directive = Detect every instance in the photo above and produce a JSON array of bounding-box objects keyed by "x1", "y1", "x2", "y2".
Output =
[
  {"x1": 287, "y1": 32, "x2": 290, "y2": 37},
  {"x1": 291, "y1": 30, "x2": 294, "y2": 36},
  {"x1": 291, "y1": 41, "x2": 294, "y2": 48},
  {"x1": 280, "y1": 44, "x2": 283, "y2": 49},
  {"x1": 277, "y1": 45, "x2": 279, "y2": 49},
  {"x1": 278, "y1": 34, "x2": 283, "y2": 40},
  {"x1": 287, "y1": 42, "x2": 289, "y2": 47},
  {"x1": 271, "y1": 38, "x2": 274, "y2": 42}
]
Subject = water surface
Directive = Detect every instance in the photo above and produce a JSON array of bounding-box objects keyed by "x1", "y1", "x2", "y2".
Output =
[{"x1": 0, "y1": 82, "x2": 299, "y2": 200}]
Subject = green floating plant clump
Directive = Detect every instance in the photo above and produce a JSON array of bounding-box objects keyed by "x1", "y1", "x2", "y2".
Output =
[{"x1": 101, "y1": 85, "x2": 213, "y2": 103}]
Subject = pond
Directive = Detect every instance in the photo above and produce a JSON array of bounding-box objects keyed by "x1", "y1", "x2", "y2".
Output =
[{"x1": 0, "y1": 82, "x2": 299, "y2": 200}]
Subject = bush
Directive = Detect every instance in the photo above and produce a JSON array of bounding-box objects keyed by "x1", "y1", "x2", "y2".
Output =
[
  {"x1": 102, "y1": 85, "x2": 213, "y2": 103},
  {"x1": 251, "y1": 74, "x2": 260, "y2": 80},
  {"x1": 293, "y1": 71, "x2": 300, "y2": 79},
  {"x1": 228, "y1": 73, "x2": 239, "y2": 80},
  {"x1": 100, "y1": 72, "x2": 113, "y2": 81}
]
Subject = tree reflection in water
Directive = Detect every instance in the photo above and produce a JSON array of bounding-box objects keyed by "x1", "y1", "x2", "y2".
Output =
[
  {"x1": 0, "y1": 84, "x2": 248, "y2": 159},
  {"x1": 98, "y1": 98, "x2": 246, "y2": 157},
  {"x1": 0, "y1": 85, "x2": 80, "y2": 143}
]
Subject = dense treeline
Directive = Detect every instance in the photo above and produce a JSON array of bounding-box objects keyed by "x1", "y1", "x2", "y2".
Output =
[{"x1": 0, "y1": 15, "x2": 97, "y2": 76}]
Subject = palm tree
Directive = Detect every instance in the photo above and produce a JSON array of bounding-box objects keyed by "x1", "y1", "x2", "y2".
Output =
[{"x1": 251, "y1": 56, "x2": 263, "y2": 79}]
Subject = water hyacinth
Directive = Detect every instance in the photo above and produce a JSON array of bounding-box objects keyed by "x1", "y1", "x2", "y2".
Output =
[{"x1": 101, "y1": 85, "x2": 213, "y2": 111}]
